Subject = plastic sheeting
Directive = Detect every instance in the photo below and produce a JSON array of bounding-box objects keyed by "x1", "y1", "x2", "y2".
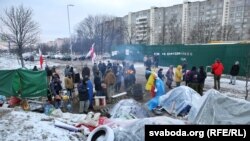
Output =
[
  {"x1": 0, "y1": 69, "x2": 47, "y2": 97},
  {"x1": 188, "y1": 89, "x2": 250, "y2": 124},
  {"x1": 158, "y1": 86, "x2": 201, "y2": 117},
  {"x1": 146, "y1": 78, "x2": 165, "y2": 110},
  {"x1": 112, "y1": 116, "x2": 185, "y2": 141},
  {"x1": 109, "y1": 99, "x2": 151, "y2": 119}
]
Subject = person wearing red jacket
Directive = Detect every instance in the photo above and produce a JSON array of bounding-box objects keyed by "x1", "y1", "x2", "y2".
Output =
[{"x1": 211, "y1": 59, "x2": 224, "y2": 90}]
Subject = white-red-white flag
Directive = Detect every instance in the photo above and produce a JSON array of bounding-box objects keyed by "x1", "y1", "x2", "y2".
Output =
[
  {"x1": 39, "y1": 49, "x2": 43, "y2": 69},
  {"x1": 86, "y1": 43, "x2": 96, "y2": 63}
]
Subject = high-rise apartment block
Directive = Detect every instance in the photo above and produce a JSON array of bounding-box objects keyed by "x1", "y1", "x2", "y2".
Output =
[{"x1": 123, "y1": 0, "x2": 250, "y2": 45}]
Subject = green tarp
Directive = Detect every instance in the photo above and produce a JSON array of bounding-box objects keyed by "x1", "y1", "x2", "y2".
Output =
[{"x1": 0, "y1": 69, "x2": 47, "y2": 98}]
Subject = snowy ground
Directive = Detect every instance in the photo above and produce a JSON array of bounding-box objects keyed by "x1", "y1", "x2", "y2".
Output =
[
  {"x1": 0, "y1": 55, "x2": 249, "y2": 141},
  {"x1": 0, "y1": 108, "x2": 87, "y2": 141},
  {"x1": 0, "y1": 54, "x2": 60, "y2": 70}
]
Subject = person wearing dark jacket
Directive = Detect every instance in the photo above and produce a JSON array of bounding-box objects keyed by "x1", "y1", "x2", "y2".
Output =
[
  {"x1": 188, "y1": 66, "x2": 199, "y2": 93},
  {"x1": 50, "y1": 76, "x2": 62, "y2": 109},
  {"x1": 197, "y1": 66, "x2": 207, "y2": 95},
  {"x1": 82, "y1": 64, "x2": 90, "y2": 79},
  {"x1": 229, "y1": 61, "x2": 240, "y2": 85},
  {"x1": 77, "y1": 78, "x2": 89, "y2": 114},
  {"x1": 157, "y1": 68, "x2": 164, "y2": 81},
  {"x1": 45, "y1": 65, "x2": 52, "y2": 83},
  {"x1": 94, "y1": 71, "x2": 102, "y2": 96}
]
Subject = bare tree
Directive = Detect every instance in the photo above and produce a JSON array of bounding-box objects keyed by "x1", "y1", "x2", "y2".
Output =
[
  {"x1": 76, "y1": 15, "x2": 119, "y2": 54},
  {"x1": 0, "y1": 5, "x2": 39, "y2": 67},
  {"x1": 166, "y1": 16, "x2": 182, "y2": 44},
  {"x1": 188, "y1": 18, "x2": 220, "y2": 43},
  {"x1": 122, "y1": 22, "x2": 137, "y2": 44},
  {"x1": 216, "y1": 25, "x2": 237, "y2": 41}
]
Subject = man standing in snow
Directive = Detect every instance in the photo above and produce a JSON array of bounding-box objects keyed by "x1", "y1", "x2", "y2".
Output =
[
  {"x1": 212, "y1": 59, "x2": 224, "y2": 90},
  {"x1": 50, "y1": 75, "x2": 62, "y2": 109},
  {"x1": 77, "y1": 78, "x2": 89, "y2": 114},
  {"x1": 229, "y1": 61, "x2": 240, "y2": 85}
]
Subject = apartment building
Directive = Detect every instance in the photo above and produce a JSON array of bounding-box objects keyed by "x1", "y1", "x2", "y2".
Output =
[{"x1": 123, "y1": 0, "x2": 250, "y2": 45}]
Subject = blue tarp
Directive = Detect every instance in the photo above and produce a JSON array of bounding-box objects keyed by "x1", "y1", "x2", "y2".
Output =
[{"x1": 146, "y1": 78, "x2": 165, "y2": 111}]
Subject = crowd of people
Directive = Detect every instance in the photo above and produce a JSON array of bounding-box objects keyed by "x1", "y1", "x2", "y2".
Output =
[
  {"x1": 41, "y1": 56, "x2": 240, "y2": 113},
  {"x1": 145, "y1": 58, "x2": 240, "y2": 96},
  {"x1": 43, "y1": 60, "x2": 137, "y2": 114}
]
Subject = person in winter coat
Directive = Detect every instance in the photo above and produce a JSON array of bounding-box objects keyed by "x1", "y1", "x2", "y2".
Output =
[
  {"x1": 64, "y1": 65, "x2": 71, "y2": 77},
  {"x1": 157, "y1": 68, "x2": 164, "y2": 81},
  {"x1": 145, "y1": 67, "x2": 151, "y2": 81},
  {"x1": 45, "y1": 65, "x2": 52, "y2": 84},
  {"x1": 92, "y1": 63, "x2": 99, "y2": 78},
  {"x1": 174, "y1": 65, "x2": 183, "y2": 87},
  {"x1": 197, "y1": 66, "x2": 207, "y2": 95},
  {"x1": 82, "y1": 64, "x2": 90, "y2": 79},
  {"x1": 104, "y1": 68, "x2": 116, "y2": 103},
  {"x1": 94, "y1": 71, "x2": 102, "y2": 96},
  {"x1": 188, "y1": 66, "x2": 199, "y2": 93},
  {"x1": 64, "y1": 73, "x2": 74, "y2": 98},
  {"x1": 115, "y1": 64, "x2": 123, "y2": 92},
  {"x1": 33, "y1": 66, "x2": 38, "y2": 71},
  {"x1": 50, "y1": 75, "x2": 62, "y2": 109},
  {"x1": 229, "y1": 61, "x2": 240, "y2": 85},
  {"x1": 211, "y1": 59, "x2": 224, "y2": 90},
  {"x1": 165, "y1": 65, "x2": 174, "y2": 89},
  {"x1": 69, "y1": 67, "x2": 75, "y2": 83},
  {"x1": 87, "y1": 78, "x2": 94, "y2": 109},
  {"x1": 77, "y1": 78, "x2": 89, "y2": 114}
]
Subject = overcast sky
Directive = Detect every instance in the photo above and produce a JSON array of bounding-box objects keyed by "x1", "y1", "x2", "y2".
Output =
[{"x1": 0, "y1": 0, "x2": 199, "y2": 43}]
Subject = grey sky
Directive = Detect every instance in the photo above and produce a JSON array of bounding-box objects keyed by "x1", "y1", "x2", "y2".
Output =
[{"x1": 0, "y1": 0, "x2": 198, "y2": 43}]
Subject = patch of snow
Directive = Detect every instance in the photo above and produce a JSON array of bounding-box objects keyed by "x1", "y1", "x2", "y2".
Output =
[{"x1": 0, "y1": 110, "x2": 86, "y2": 141}]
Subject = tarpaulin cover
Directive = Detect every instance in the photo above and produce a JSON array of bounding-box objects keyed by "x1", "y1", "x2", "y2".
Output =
[
  {"x1": 146, "y1": 78, "x2": 165, "y2": 110},
  {"x1": 109, "y1": 99, "x2": 151, "y2": 119},
  {"x1": 188, "y1": 89, "x2": 250, "y2": 124},
  {"x1": 158, "y1": 86, "x2": 201, "y2": 117},
  {"x1": 113, "y1": 116, "x2": 185, "y2": 141},
  {"x1": 0, "y1": 69, "x2": 47, "y2": 98}
]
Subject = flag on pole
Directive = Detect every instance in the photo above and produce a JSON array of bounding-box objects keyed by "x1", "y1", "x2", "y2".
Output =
[
  {"x1": 39, "y1": 49, "x2": 43, "y2": 69},
  {"x1": 86, "y1": 43, "x2": 96, "y2": 63}
]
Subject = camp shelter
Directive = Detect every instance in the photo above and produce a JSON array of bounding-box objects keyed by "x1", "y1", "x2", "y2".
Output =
[{"x1": 0, "y1": 68, "x2": 47, "y2": 98}]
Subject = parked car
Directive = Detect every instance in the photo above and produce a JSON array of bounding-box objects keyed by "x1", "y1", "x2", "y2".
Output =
[
  {"x1": 78, "y1": 55, "x2": 86, "y2": 60},
  {"x1": 24, "y1": 55, "x2": 34, "y2": 61},
  {"x1": 61, "y1": 55, "x2": 71, "y2": 61},
  {"x1": 102, "y1": 53, "x2": 111, "y2": 59}
]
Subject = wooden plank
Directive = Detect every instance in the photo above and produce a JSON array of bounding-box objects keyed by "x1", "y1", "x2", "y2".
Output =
[{"x1": 111, "y1": 92, "x2": 127, "y2": 98}]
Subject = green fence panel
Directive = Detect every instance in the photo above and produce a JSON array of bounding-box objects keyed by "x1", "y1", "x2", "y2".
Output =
[{"x1": 111, "y1": 44, "x2": 250, "y2": 76}]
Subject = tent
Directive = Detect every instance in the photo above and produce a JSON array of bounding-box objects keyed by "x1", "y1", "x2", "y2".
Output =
[
  {"x1": 0, "y1": 69, "x2": 47, "y2": 98},
  {"x1": 188, "y1": 89, "x2": 250, "y2": 124},
  {"x1": 158, "y1": 86, "x2": 201, "y2": 117}
]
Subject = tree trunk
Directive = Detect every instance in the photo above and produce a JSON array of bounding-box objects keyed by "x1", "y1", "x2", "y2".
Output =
[{"x1": 18, "y1": 45, "x2": 25, "y2": 68}]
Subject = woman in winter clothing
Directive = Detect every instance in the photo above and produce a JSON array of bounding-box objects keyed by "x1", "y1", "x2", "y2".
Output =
[
  {"x1": 189, "y1": 66, "x2": 199, "y2": 93},
  {"x1": 165, "y1": 65, "x2": 174, "y2": 89},
  {"x1": 64, "y1": 74, "x2": 74, "y2": 98},
  {"x1": 229, "y1": 61, "x2": 240, "y2": 85},
  {"x1": 174, "y1": 65, "x2": 183, "y2": 87}
]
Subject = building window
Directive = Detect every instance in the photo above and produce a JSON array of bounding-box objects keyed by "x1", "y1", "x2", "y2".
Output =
[{"x1": 235, "y1": 18, "x2": 241, "y2": 22}]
